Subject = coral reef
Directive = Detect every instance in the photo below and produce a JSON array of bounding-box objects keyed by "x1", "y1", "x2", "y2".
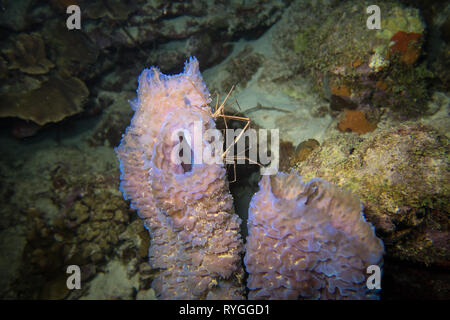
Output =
[
  {"x1": 116, "y1": 57, "x2": 245, "y2": 299},
  {"x1": 277, "y1": 139, "x2": 320, "y2": 173},
  {"x1": 0, "y1": 0, "x2": 447, "y2": 301},
  {"x1": 276, "y1": 0, "x2": 431, "y2": 116},
  {"x1": 337, "y1": 110, "x2": 377, "y2": 134},
  {"x1": 389, "y1": 31, "x2": 422, "y2": 66},
  {"x1": 80, "y1": 0, "x2": 287, "y2": 74},
  {"x1": 295, "y1": 123, "x2": 449, "y2": 267},
  {"x1": 221, "y1": 45, "x2": 264, "y2": 90},
  {"x1": 0, "y1": 74, "x2": 89, "y2": 125},
  {"x1": 278, "y1": 140, "x2": 295, "y2": 173},
  {"x1": 244, "y1": 172, "x2": 384, "y2": 299},
  {"x1": 0, "y1": 21, "x2": 98, "y2": 130},
  {"x1": 290, "y1": 139, "x2": 320, "y2": 165},
  {"x1": 19, "y1": 188, "x2": 132, "y2": 299},
  {"x1": 2, "y1": 33, "x2": 54, "y2": 75},
  {"x1": 0, "y1": 140, "x2": 152, "y2": 299},
  {"x1": 42, "y1": 22, "x2": 99, "y2": 79},
  {"x1": 89, "y1": 91, "x2": 134, "y2": 147},
  {"x1": 0, "y1": 0, "x2": 289, "y2": 136},
  {"x1": 81, "y1": 0, "x2": 287, "y2": 50}
]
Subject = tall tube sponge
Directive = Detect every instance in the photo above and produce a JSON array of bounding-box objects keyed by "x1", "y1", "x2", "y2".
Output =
[
  {"x1": 115, "y1": 57, "x2": 245, "y2": 299},
  {"x1": 244, "y1": 171, "x2": 384, "y2": 299}
]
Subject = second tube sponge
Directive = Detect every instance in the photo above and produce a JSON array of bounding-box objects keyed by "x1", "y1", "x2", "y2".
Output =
[{"x1": 245, "y1": 172, "x2": 384, "y2": 299}]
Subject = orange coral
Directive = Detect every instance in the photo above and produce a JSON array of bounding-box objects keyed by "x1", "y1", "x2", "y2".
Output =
[
  {"x1": 331, "y1": 84, "x2": 351, "y2": 97},
  {"x1": 338, "y1": 110, "x2": 377, "y2": 134},
  {"x1": 389, "y1": 31, "x2": 422, "y2": 66}
]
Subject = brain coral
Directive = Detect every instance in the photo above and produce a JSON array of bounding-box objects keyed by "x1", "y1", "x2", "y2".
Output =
[
  {"x1": 244, "y1": 172, "x2": 384, "y2": 299},
  {"x1": 115, "y1": 57, "x2": 244, "y2": 299}
]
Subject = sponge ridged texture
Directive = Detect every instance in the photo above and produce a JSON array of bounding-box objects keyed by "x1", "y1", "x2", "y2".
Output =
[
  {"x1": 115, "y1": 57, "x2": 244, "y2": 299},
  {"x1": 244, "y1": 172, "x2": 384, "y2": 299}
]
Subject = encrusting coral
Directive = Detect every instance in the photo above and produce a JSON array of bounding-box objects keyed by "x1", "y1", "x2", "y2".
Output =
[
  {"x1": 280, "y1": 0, "x2": 430, "y2": 115},
  {"x1": 3, "y1": 33, "x2": 54, "y2": 75},
  {"x1": 389, "y1": 31, "x2": 422, "y2": 66},
  {"x1": 295, "y1": 123, "x2": 449, "y2": 267},
  {"x1": 337, "y1": 109, "x2": 377, "y2": 134},
  {"x1": 0, "y1": 73, "x2": 89, "y2": 126},
  {"x1": 245, "y1": 172, "x2": 384, "y2": 299},
  {"x1": 115, "y1": 57, "x2": 245, "y2": 299}
]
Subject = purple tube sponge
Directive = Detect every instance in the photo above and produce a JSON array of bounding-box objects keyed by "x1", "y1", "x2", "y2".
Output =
[
  {"x1": 244, "y1": 172, "x2": 384, "y2": 299},
  {"x1": 115, "y1": 57, "x2": 244, "y2": 299}
]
